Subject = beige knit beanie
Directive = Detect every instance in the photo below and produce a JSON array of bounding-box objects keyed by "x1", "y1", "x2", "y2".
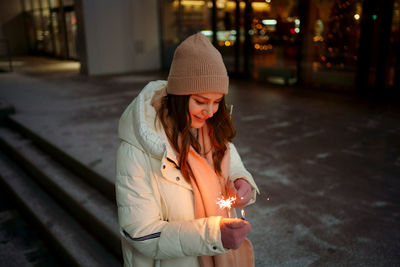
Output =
[{"x1": 166, "y1": 33, "x2": 229, "y2": 95}]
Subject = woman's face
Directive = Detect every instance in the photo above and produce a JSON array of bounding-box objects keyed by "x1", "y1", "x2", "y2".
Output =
[{"x1": 188, "y1": 93, "x2": 223, "y2": 128}]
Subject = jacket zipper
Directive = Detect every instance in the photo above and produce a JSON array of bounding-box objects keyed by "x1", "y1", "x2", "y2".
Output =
[{"x1": 166, "y1": 157, "x2": 180, "y2": 170}]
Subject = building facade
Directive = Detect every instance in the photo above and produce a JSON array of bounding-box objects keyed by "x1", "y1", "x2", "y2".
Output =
[
  {"x1": 1, "y1": 0, "x2": 399, "y2": 94},
  {"x1": 158, "y1": 0, "x2": 400, "y2": 94}
]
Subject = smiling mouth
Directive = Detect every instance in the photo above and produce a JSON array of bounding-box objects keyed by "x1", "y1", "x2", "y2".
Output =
[{"x1": 194, "y1": 115, "x2": 206, "y2": 122}]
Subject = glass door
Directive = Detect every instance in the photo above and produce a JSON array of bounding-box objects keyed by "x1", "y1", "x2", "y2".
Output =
[
  {"x1": 160, "y1": 0, "x2": 213, "y2": 68},
  {"x1": 214, "y1": 0, "x2": 301, "y2": 83},
  {"x1": 214, "y1": 0, "x2": 241, "y2": 74},
  {"x1": 249, "y1": 0, "x2": 300, "y2": 85},
  {"x1": 387, "y1": 0, "x2": 400, "y2": 88},
  {"x1": 64, "y1": 8, "x2": 77, "y2": 59},
  {"x1": 310, "y1": 0, "x2": 363, "y2": 90}
]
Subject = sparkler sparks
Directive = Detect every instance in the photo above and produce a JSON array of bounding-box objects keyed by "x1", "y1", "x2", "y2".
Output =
[{"x1": 216, "y1": 196, "x2": 236, "y2": 209}]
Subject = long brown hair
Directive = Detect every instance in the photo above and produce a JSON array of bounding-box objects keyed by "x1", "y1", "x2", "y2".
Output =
[{"x1": 156, "y1": 94, "x2": 235, "y2": 182}]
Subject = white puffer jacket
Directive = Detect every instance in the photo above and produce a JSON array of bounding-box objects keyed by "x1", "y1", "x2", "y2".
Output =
[{"x1": 115, "y1": 80, "x2": 259, "y2": 267}]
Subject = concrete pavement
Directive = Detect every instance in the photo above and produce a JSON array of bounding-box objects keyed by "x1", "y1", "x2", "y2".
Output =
[{"x1": 1, "y1": 56, "x2": 399, "y2": 266}]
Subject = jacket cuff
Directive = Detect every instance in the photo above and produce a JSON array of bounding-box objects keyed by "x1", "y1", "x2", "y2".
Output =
[{"x1": 179, "y1": 216, "x2": 228, "y2": 256}]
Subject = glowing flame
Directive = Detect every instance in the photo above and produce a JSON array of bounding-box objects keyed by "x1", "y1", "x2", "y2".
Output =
[
  {"x1": 241, "y1": 209, "x2": 245, "y2": 218},
  {"x1": 216, "y1": 196, "x2": 236, "y2": 209}
]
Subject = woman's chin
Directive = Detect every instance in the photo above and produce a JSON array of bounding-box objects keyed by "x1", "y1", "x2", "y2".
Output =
[{"x1": 191, "y1": 121, "x2": 205, "y2": 129}]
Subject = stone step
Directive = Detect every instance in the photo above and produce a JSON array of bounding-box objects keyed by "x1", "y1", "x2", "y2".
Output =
[
  {"x1": 6, "y1": 115, "x2": 115, "y2": 201},
  {"x1": 0, "y1": 126, "x2": 121, "y2": 260},
  {"x1": 0, "y1": 152, "x2": 120, "y2": 267},
  {"x1": 0, "y1": 99, "x2": 15, "y2": 123}
]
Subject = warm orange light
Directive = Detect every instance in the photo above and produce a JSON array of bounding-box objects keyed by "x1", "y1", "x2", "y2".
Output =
[
  {"x1": 173, "y1": 0, "x2": 205, "y2": 7},
  {"x1": 252, "y1": 2, "x2": 270, "y2": 12},
  {"x1": 216, "y1": 196, "x2": 236, "y2": 209},
  {"x1": 313, "y1": 36, "x2": 324, "y2": 42}
]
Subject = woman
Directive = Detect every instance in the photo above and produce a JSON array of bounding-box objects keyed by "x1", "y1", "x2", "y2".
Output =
[{"x1": 116, "y1": 33, "x2": 259, "y2": 267}]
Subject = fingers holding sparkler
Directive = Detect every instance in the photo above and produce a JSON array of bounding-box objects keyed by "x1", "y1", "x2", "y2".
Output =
[
  {"x1": 231, "y1": 178, "x2": 252, "y2": 208},
  {"x1": 220, "y1": 218, "x2": 251, "y2": 250}
]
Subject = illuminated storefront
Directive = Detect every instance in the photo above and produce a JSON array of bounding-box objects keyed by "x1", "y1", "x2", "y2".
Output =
[
  {"x1": 22, "y1": 0, "x2": 77, "y2": 59},
  {"x1": 159, "y1": 0, "x2": 400, "y2": 92},
  {"x1": 13, "y1": 0, "x2": 398, "y2": 91}
]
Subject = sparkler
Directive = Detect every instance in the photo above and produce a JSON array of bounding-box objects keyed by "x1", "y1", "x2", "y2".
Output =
[
  {"x1": 216, "y1": 196, "x2": 236, "y2": 218},
  {"x1": 240, "y1": 209, "x2": 246, "y2": 220}
]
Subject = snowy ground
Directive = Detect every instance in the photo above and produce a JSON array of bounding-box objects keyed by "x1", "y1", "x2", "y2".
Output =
[{"x1": 1, "y1": 56, "x2": 400, "y2": 266}]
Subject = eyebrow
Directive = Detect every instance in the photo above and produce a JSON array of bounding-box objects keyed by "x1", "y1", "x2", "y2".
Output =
[{"x1": 193, "y1": 95, "x2": 223, "y2": 101}]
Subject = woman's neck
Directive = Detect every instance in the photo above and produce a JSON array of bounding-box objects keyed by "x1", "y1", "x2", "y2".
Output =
[{"x1": 190, "y1": 127, "x2": 198, "y2": 139}]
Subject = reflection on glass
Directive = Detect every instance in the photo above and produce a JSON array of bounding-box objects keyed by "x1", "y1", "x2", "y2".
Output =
[
  {"x1": 160, "y1": 0, "x2": 374, "y2": 89},
  {"x1": 33, "y1": 10, "x2": 44, "y2": 50},
  {"x1": 387, "y1": 0, "x2": 400, "y2": 87},
  {"x1": 41, "y1": 0, "x2": 49, "y2": 9},
  {"x1": 51, "y1": 11, "x2": 62, "y2": 56},
  {"x1": 24, "y1": 0, "x2": 32, "y2": 11},
  {"x1": 49, "y1": 0, "x2": 60, "y2": 8},
  {"x1": 32, "y1": 0, "x2": 40, "y2": 10},
  {"x1": 65, "y1": 11, "x2": 77, "y2": 59},
  {"x1": 63, "y1": 0, "x2": 74, "y2": 6},
  {"x1": 215, "y1": 0, "x2": 238, "y2": 73},
  {"x1": 252, "y1": 0, "x2": 299, "y2": 85},
  {"x1": 42, "y1": 9, "x2": 53, "y2": 54},
  {"x1": 161, "y1": 0, "x2": 212, "y2": 67},
  {"x1": 21, "y1": 0, "x2": 77, "y2": 59},
  {"x1": 311, "y1": 0, "x2": 363, "y2": 89}
]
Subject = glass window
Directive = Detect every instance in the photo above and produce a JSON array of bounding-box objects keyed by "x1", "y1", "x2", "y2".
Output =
[
  {"x1": 49, "y1": 0, "x2": 60, "y2": 8},
  {"x1": 42, "y1": 8, "x2": 53, "y2": 54},
  {"x1": 24, "y1": 11, "x2": 36, "y2": 51},
  {"x1": 41, "y1": 0, "x2": 49, "y2": 9},
  {"x1": 215, "y1": 0, "x2": 240, "y2": 73},
  {"x1": 63, "y1": 0, "x2": 74, "y2": 6},
  {"x1": 65, "y1": 10, "x2": 78, "y2": 59},
  {"x1": 387, "y1": 0, "x2": 400, "y2": 87},
  {"x1": 32, "y1": 0, "x2": 40, "y2": 10},
  {"x1": 251, "y1": 0, "x2": 300, "y2": 85},
  {"x1": 24, "y1": 0, "x2": 32, "y2": 11},
  {"x1": 160, "y1": 0, "x2": 212, "y2": 68},
  {"x1": 33, "y1": 10, "x2": 44, "y2": 50},
  {"x1": 51, "y1": 10, "x2": 63, "y2": 56},
  {"x1": 310, "y1": 0, "x2": 363, "y2": 90}
]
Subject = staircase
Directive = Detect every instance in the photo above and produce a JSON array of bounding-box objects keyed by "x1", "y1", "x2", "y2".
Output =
[{"x1": 0, "y1": 115, "x2": 122, "y2": 266}]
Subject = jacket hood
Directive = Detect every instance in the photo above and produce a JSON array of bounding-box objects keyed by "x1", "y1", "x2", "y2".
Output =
[{"x1": 118, "y1": 80, "x2": 168, "y2": 159}]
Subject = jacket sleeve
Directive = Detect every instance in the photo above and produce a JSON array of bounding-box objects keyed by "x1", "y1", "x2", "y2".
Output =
[
  {"x1": 228, "y1": 143, "x2": 260, "y2": 205},
  {"x1": 116, "y1": 141, "x2": 228, "y2": 260}
]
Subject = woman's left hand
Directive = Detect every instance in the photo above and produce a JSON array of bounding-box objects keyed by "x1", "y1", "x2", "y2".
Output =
[{"x1": 227, "y1": 178, "x2": 252, "y2": 208}]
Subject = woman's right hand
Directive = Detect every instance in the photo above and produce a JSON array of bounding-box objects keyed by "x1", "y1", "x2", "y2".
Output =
[{"x1": 220, "y1": 218, "x2": 251, "y2": 250}]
